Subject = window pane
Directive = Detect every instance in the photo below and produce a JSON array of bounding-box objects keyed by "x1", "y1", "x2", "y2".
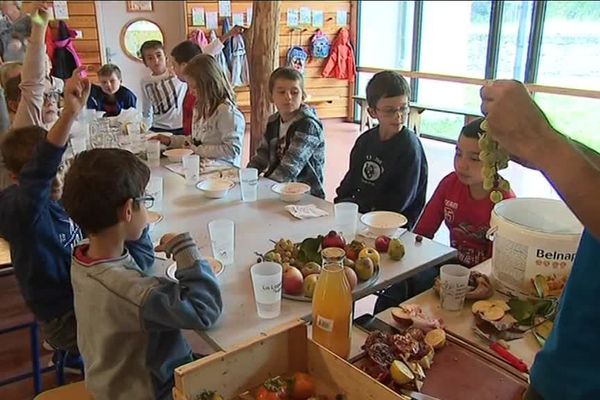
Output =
[
  {"x1": 417, "y1": 79, "x2": 482, "y2": 112},
  {"x1": 537, "y1": 1, "x2": 600, "y2": 89},
  {"x1": 497, "y1": 1, "x2": 533, "y2": 80},
  {"x1": 419, "y1": 111, "x2": 464, "y2": 142},
  {"x1": 358, "y1": 1, "x2": 414, "y2": 69},
  {"x1": 535, "y1": 93, "x2": 600, "y2": 153},
  {"x1": 420, "y1": 1, "x2": 491, "y2": 78}
]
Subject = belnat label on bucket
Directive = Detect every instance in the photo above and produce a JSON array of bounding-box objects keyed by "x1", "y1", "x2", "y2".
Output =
[{"x1": 489, "y1": 198, "x2": 583, "y2": 298}]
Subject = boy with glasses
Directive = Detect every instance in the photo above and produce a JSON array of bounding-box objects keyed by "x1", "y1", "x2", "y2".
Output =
[
  {"x1": 62, "y1": 148, "x2": 223, "y2": 399},
  {"x1": 335, "y1": 71, "x2": 428, "y2": 228}
]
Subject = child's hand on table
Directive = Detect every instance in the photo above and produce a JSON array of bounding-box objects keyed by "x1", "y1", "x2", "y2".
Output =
[{"x1": 149, "y1": 134, "x2": 171, "y2": 146}]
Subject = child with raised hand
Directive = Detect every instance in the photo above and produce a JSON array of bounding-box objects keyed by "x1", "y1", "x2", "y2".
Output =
[
  {"x1": 373, "y1": 118, "x2": 516, "y2": 314},
  {"x1": 152, "y1": 54, "x2": 245, "y2": 167},
  {"x1": 334, "y1": 70, "x2": 428, "y2": 228},
  {"x1": 140, "y1": 40, "x2": 186, "y2": 135},
  {"x1": 62, "y1": 148, "x2": 223, "y2": 400},
  {"x1": 247, "y1": 67, "x2": 325, "y2": 198},
  {"x1": 0, "y1": 66, "x2": 155, "y2": 363},
  {"x1": 87, "y1": 63, "x2": 137, "y2": 116}
]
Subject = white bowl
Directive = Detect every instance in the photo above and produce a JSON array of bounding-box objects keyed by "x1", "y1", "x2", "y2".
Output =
[
  {"x1": 163, "y1": 148, "x2": 193, "y2": 163},
  {"x1": 196, "y1": 178, "x2": 235, "y2": 199},
  {"x1": 271, "y1": 182, "x2": 311, "y2": 203},
  {"x1": 360, "y1": 211, "x2": 408, "y2": 237}
]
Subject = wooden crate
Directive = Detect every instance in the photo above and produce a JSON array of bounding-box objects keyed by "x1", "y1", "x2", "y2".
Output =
[{"x1": 173, "y1": 321, "x2": 403, "y2": 400}]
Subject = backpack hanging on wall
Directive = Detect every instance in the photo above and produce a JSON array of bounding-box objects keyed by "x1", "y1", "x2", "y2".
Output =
[
  {"x1": 286, "y1": 29, "x2": 307, "y2": 73},
  {"x1": 310, "y1": 29, "x2": 330, "y2": 59}
]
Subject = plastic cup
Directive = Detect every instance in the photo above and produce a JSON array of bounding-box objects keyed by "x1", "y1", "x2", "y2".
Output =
[
  {"x1": 208, "y1": 219, "x2": 235, "y2": 267},
  {"x1": 239, "y1": 168, "x2": 258, "y2": 202},
  {"x1": 146, "y1": 176, "x2": 163, "y2": 211},
  {"x1": 250, "y1": 262, "x2": 282, "y2": 319},
  {"x1": 439, "y1": 264, "x2": 470, "y2": 311},
  {"x1": 335, "y1": 202, "x2": 359, "y2": 241},
  {"x1": 145, "y1": 140, "x2": 161, "y2": 168},
  {"x1": 182, "y1": 154, "x2": 200, "y2": 186},
  {"x1": 71, "y1": 136, "x2": 87, "y2": 154}
]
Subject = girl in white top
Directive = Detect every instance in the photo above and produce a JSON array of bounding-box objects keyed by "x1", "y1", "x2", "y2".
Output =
[{"x1": 153, "y1": 54, "x2": 245, "y2": 167}]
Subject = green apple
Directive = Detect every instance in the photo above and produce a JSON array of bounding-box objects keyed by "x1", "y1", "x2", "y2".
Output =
[
  {"x1": 301, "y1": 262, "x2": 321, "y2": 278},
  {"x1": 354, "y1": 256, "x2": 374, "y2": 281},
  {"x1": 389, "y1": 239, "x2": 406, "y2": 261},
  {"x1": 303, "y1": 273, "x2": 320, "y2": 298},
  {"x1": 359, "y1": 247, "x2": 380, "y2": 267}
]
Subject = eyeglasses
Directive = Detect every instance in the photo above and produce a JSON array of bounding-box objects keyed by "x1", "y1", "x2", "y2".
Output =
[
  {"x1": 134, "y1": 195, "x2": 155, "y2": 209},
  {"x1": 375, "y1": 106, "x2": 410, "y2": 117}
]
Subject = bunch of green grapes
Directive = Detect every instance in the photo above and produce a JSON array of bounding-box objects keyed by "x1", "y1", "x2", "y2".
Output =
[
  {"x1": 273, "y1": 239, "x2": 298, "y2": 265},
  {"x1": 479, "y1": 120, "x2": 510, "y2": 203}
]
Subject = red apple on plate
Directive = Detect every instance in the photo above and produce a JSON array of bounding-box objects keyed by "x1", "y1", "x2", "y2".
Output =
[
  {"x1": 344, "y1": 267, "x2": 358, "y2": 290},
  {"x1": 375, "y1": 235, "x2": 391, "y2": 253},
  {"x1": 283, "y1": 265, "x2": 304, "y2": 295}
]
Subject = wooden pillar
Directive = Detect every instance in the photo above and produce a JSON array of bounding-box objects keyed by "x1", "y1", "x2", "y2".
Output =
[{"x1": 247, "y1": 0, "x2": 280, "y2": 156}]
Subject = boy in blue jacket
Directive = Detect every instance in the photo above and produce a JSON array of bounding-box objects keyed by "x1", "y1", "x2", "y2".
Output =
[
  {"x1": 87, "y1": 63, "x2": 137, "y2": 117},
  {"x1": 0, "y1": 67, "x2": 154, "y2": 361},
  {"x1": 334, "y1": 71, "x2": 428, "y2": 228},
  {"x1": 62, "y1": 148, "x2": 223, "y2": 400}
]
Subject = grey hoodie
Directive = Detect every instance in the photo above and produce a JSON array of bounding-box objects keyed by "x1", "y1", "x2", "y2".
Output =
[{"x1": 71, "y1": 233, "x2": 223, "y2": 400}]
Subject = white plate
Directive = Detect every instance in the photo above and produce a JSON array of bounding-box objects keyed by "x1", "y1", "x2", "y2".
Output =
[{"x1": 165, "y1": 256, "x2": 224, "y2": 281}]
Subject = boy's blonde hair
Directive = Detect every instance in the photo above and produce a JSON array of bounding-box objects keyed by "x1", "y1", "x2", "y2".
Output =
[
  {"x1": 183, "y1": 54, "x2": 235, "y2": 121},
  {"x1": 0, "y1": 61, "x2": 22, "y2": 89}
]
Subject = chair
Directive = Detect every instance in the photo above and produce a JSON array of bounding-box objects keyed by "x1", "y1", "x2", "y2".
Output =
[{"x1": 34, "y1": 381, "x2": 92, "y2": 400}]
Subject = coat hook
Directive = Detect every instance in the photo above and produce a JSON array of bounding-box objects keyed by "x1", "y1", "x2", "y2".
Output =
[{"x1": 327, "y1": 17, "x2": 333, "y2": 21}]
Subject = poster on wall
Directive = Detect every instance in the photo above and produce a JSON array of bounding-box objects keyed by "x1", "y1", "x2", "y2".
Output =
[
  {"x1": 218, "y1": 0, "x2": 232, "y2": 17},
  {"x1": 192, "y1": 7, "x2": 205, "y2": 26},
  {"x1": 206, "y1": 11, "x2": 219, "y2": 29},
  {"x1": 336, "y1": 10, "x2": 348, "y2": 26},
  {"x1": 126, "y1": 1, "x2": 153, "y2": 12},
  {"x1": 53, "y1": 1, "x2": 69, "y2": 20},
  {"x1": 312, "y1": 10, "x2": 324, "y2": 28},
  {"x1": 299, "y1": 7, "x2": 311, "y2": 25},
  {"x1": 232, "y1": 12, "x2": 244, "y2": 27},
  {"x1": 287, "y1": 9, "x2": 299, "y2": 27}
]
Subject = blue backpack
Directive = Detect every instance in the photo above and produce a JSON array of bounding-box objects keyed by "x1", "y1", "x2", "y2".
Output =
[
  {"x1": 286, "y1": 46, "x2": 308, "y2": 74},
  {"x1": 310, "y1": 29, "x2": 331, "y2": 59}
]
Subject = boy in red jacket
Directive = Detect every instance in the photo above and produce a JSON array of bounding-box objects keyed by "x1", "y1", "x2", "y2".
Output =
[{"x1": 375, "y1": 118, "x2": 515, "y2": 312}]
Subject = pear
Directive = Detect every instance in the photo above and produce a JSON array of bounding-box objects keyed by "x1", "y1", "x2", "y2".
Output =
[{"x1": 388, "y1": 239, "x2": 406, "y2": 261}]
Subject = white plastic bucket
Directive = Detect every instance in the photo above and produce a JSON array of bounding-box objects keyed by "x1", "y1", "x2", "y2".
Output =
[{"x1": 488, "y1": 198, "x2": 583, "y2": 297}]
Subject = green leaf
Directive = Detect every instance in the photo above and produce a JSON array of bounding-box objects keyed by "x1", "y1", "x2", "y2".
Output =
[
  {"x1": 297, "y1": 236, "x2": 323, "y2": 264},
  {"x1": 508, "y1": 298, "x2": 535, "y2": 323}
]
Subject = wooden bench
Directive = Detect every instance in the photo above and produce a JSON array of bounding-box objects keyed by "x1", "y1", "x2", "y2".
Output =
[
  {"x1": 237, "y1": 95, "x2": 338, "y2": 109},
  {"x1": 353, "y1": 96, "x2": 483, "y2": 136}
]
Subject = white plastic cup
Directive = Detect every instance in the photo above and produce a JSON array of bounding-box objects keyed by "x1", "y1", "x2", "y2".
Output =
[
  {"x1": 71, "y1": 136, "x2": 87, "y2": 154},
  {"x1": 250, "y1": 262, "x2": 282, "y2": 319},
  {"x1": 145, "y1": 140, "x2": 161, "y2": 168},
  {"x1": 146, "y1": 176, "x2": 163, "y2": 211},
  {"x1": 208, "y1": 219, "x2": 235, "y2": 267},
  {"x1": 439, "y1": 264, "x2": 470, "y2": 311},
  {"x1": 182, "y1": 154, "x2": 200, "y2": 186},
  {"x1": 239, "y1": 168, "x2": 258, "y2": 202},
  {"x1": 335, "y1": 202, "x2": 359, "y2": 241}
]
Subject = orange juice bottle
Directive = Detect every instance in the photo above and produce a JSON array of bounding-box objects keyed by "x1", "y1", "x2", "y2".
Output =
[{"x1": 312, "y1": 247, "x2": 353, "y2": 359}]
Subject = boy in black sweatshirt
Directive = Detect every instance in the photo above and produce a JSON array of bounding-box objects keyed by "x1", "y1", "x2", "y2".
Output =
[{"x1": 334, "y1": 71, "x2": 428, "y2": 228}]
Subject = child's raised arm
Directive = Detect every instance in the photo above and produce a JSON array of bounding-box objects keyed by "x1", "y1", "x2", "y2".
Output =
[{"x1": 12, "y1": 1, "x2": 50, "y2": 129}]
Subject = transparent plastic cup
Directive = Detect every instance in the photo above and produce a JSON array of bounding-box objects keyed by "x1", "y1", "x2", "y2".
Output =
[
  {"x1": 334, "y1": 202, "x2": 359, "y2": 241},
  {"x1": 250, "y1": 262, "x2": 282, "y2": 319},
  {"x1": 239, "y1": 168, "x2": 258, "y2": 202},
  {"x1": 208, "y1": 219, "x2": 235, "y2": 267},
  {"x1": 439, "y1": 264, "x2": 470, "y2": 311}
]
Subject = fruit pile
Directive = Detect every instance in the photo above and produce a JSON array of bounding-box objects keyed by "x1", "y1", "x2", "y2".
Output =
[{"x1": 478, "y1": 119, "x2": 511, "y2": 204}]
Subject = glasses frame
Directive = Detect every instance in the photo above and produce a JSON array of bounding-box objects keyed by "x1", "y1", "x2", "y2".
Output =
[{"x1": 134, "y1": 194, "x2": 155, "y2": 209}]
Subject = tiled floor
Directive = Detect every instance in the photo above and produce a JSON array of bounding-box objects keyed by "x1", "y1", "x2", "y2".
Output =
[{"x1": 1, "y1": 120, "x2": 559, "y2": 399}]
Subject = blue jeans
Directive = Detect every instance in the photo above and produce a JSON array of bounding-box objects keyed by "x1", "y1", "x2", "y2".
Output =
[{"x1": 374, "y1": 265, "x2": 441, "y2": 314}]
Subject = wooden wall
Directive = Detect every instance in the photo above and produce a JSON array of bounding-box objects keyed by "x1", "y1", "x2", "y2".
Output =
[
  {"x1": 184, "y1": 0, "x2": 353, "y2": 119},
  {"x1": 23, "y1": 1, "x2": 102, "y2": 80}
]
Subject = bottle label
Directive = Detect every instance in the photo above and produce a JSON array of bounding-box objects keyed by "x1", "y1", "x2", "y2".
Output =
[{"x1": 316, "y1": 315, "x2": 334, "y2": 333}]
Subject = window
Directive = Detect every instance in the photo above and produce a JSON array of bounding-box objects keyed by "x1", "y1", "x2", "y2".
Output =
[
  {"x1": 358, "y1": 1, "x2": 414, "y2": 69},
  {"x1": 535, "y1": 93, "x2": 600, "y2": 153},
  {"x1": 537, "y1": 1, "x2": 600, "y2": 90},
  {"x1": 496, "y1": 1, "x2": 533, "y2": 80},
  {"x1": 419, "y1": 1, "x2": 491, "y2": 78}
]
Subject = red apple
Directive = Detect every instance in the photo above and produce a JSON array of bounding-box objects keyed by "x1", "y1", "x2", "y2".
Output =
[
  {"x1": 375, "y1": 235, "x2": 391, "y2": 253},
  {"x1": 344, "y1": 267, "x2": 358, "y2": 290},
  {"x1": 390, "y1": 307, "x2": 414, "y2": 330},
  {"x1": 283, "y1": 265, "x2": 304, "y2": 295},
  {"x1": 322, "y1": 230, "x2": 346, "y2": 249}
]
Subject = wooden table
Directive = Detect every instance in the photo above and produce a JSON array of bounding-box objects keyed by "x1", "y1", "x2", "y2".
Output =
[
  {"x1": 350, "y1": 260, "x2": 540, "y2": 370},
  {"x1": 150, "y1": 165, "x2": 456, "y2": 351},
  {"x1": 0, "y1": 237, "x2": 11, "y2": 274}
]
